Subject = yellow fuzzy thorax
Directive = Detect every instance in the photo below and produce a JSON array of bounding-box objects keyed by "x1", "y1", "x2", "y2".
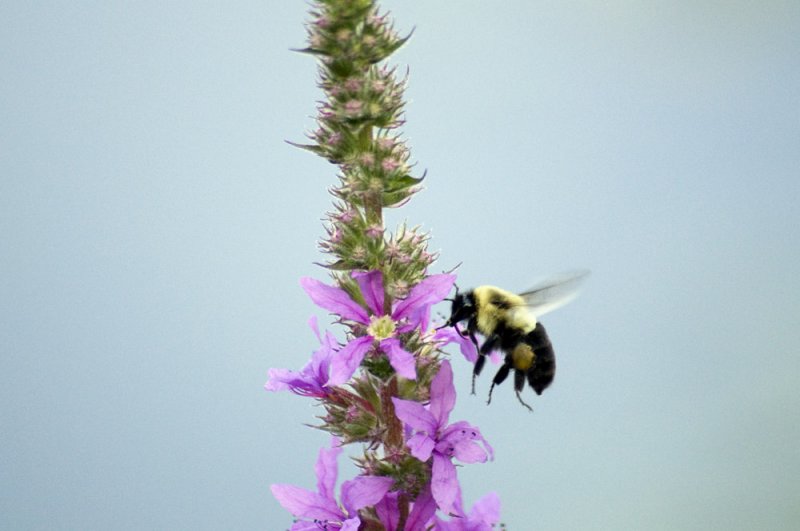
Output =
[{"x1": 473, "y1": 285, "x2": 538, "y2": 336}]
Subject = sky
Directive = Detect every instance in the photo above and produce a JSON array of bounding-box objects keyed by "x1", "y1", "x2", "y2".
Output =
[{"x1": 2, "y1": 1, "x2": 799, "y2": 529}]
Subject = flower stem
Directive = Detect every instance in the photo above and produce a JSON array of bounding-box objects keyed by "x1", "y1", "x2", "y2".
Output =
[
  {"x1": 382, "y1": 377, "x2": 403, "y2": 450},
  {"x1": 396, "y1": 492, "x2": 410, "y2": 531}
]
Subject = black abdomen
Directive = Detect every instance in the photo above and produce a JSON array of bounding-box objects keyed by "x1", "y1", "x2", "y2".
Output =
[{"x1": 526, "y1": 324, "x2": 555, "y2": 395}]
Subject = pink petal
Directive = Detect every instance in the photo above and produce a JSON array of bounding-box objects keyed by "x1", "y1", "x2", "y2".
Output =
[
  {"x1": 397, "y1": 304, "x2": 431, "y2": 333},
  {"x1": 434, "y1": 327, "x2": 479, "y2": 363},
  {"x1": 407, "y1": 432, "x2": 435, "y2": 462},
  {"x1": 429, "y1": 361, "x2": 455, "y2": 427},
  {"x1": 308, "y1": 315, "x2": 321, "y2": 343},
  {"x1": 328, "y1": 336, "x2": 372, "y2": 386},
  {"x1": 392, "y1": 274, "x2": 456, "y2": 320},
  {"x1": 339, "y1": 518, "x2": 361, "y2": 531},
  {"x1": 431, "y1": 453, "x2": 458, "y2": 515},
  {"x1": 470, "y1": 492, "x2": 501, "y2": 524},
  {"x1": 353, "y1": 270, "x2": 385, "y2": 315},
  {"x1": 406, "y1": 485, "x2": 437, "y2": 530},
  {"x1": 391, "y1": 397, "x2": 437, "y2": 434},
  {"x1": 340, "y1": 516, "x2": 361, "y2": 531},
  {"x1": 300, "y1": 277, "x2": 368, "y2": 323},
  {"x1": 374, "y1": 491, "x2": 400, "y2": 531},
  {"x1": 441, "y1": 421, "x2": 494, "y2": 461},
  {"x1": 264, "y1": 368, "x2": 294, "y2": 392},
  {"x1": 270, "y1": 484, "x2": 341, "y2": 521},
  {"x1": 310, "y1": 334, "x2": 335, "y2": 383},
  {"x1": 448, "y1": 483, "x2": 466, "y2": 517},
  {"x1": 314, "y1": 440, "x2": 342, "y2": 501},
  {"x1": 266, "y1": 337, "x2": 335, "y2": 397},
  {"x1": 381, "y1": 338, "x2": 417, "y2": 380},
  {"x1": 340, "y1": 475, "x2": 394, "y2": 513},
  {"x1": 451, "y1": 439, "x2": 489, "y2": 464},
  {"x1": 288, "y1": 522, "x2": 321, "y2": 531}
]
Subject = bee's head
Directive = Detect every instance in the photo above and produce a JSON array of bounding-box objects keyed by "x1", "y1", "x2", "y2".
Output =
[{"x1": 444, "y1": 287, "x2": 475, "y2": 328}]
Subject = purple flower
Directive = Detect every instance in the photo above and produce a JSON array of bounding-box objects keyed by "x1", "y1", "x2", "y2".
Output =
[
  {"x1": 300, "y1": 271, "x2": 455, "y2": 385},
  {"x1": 433, "y1": 326, "x2": 478, "y2": 363},
  {"x1": 265, "y1": 316, "x2": 334, "y2": 397},
  {"x1": 374, "y1": 486, "x2": 437, "y2": 531},
  {"x1": 432, "y1": 487, "x2": 501, "y2": 531},
  {"x1": 271, "y1": 437, "x2": 394, "y2": 530},
  {"x1": 392, "y1": 361, "x2": 493, "y2": 515},
  {"x1": 434, "y1": 326, "x2": 503, "y2": 367}
]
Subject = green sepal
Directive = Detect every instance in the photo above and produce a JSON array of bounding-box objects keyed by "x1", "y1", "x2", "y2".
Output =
[
  {"x1": 290, "y1": 46, "x2": 330, "y2": 58},
  {"x1": 285, "y1": 139, "x2": 325, "y2": 155},
  {"x1": 362, "y1": 355, "x2": 394, "y2": 380},
  {"x1": 313, "y1": 260, "x2": 351, "y2": 271},
  {"x1": 386, "y1": 173, "x2": 424, "y2": 191},
  {"x1": 370, "y1": 27, "x2": 415, "y2": 63},
  {"x1": 343, "y1": 423, "x2": 372, "y2": 439}
]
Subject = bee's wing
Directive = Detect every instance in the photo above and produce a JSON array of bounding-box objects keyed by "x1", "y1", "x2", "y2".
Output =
[{"x1": 519, "y1": 269, "x2": 590, "y2": 318}]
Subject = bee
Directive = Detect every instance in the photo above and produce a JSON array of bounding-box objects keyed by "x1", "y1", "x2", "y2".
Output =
[{"x1": 442, "y1": 270, "x2": 588, "y2": 411}]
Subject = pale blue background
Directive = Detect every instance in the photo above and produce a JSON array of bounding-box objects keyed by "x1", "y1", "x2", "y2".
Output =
[{"x1": 2, "y1": 1, "x2": 799, "y2": 529}]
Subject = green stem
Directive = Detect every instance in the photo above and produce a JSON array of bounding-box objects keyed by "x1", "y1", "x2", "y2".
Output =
[{"x1": 395, "y1": 492, "x2": 409, "y2": 531}]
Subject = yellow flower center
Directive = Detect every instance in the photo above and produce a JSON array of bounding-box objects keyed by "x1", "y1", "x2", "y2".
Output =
[{"x1": 367, "y1": 315, "x2": 396, "y2": 340}]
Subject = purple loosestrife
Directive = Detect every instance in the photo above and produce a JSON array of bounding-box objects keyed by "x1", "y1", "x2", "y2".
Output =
[
  {"x1": 265, "y1": 317, "x2": 334, "y2": 398},
  {"x1": 267, "y1": 1, "x2": 505, "y2": 528},
  {"x1": 271, "y1": 437, "x2": 394, "y2": 530},
  {"x1": 432, "y1": 488, "x2": 502, "y2": 531},
  {"x1": 300, "y1": 270, "x2": 455, "y2": 385},
  {"x1": 392, "y1": 361, "x2": 493, "y2": 515}
]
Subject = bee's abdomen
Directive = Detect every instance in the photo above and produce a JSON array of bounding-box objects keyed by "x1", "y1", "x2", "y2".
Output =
[{"x1": 525, "y1": 325, "x2": 556, "y2": 395}]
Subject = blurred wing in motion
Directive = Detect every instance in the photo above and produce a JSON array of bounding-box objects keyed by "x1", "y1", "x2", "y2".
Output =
[{"x1": 519, "y1": 269, "x2": 590, "y2": 318}]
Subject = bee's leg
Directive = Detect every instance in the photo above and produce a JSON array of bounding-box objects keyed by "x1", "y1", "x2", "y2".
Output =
[
  {"x1": 472, "y1": 355, "x2": 486, "y2": 395},
  {"x1": 457, "y1": 321, "x2": 482, "y2": 356},
  {"x1": 479, "y1": 334, "x2": 499, "y2": 356},
  {"x1": 469, "y1": 330, "x2": 480, "y2": 349},
  {"x1": 466, "y1": 318, "x2": 481, "y2": 349},
  {"x1": 514, "y1": 370, "x2": 533, "y2": 411},
  {"x1": 472, "y1": 335, "x2": 499, "y2": 394},
  {"x1": 487, "y1": 362, "x2": 510, "y2": 405}
]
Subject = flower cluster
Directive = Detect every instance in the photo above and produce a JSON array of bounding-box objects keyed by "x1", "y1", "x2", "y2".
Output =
[
  {"x1": 268, "y1": 272, "x2": 499, "y2": 528},
  {"x1": 271, "y1": 438, "x2": 395, "y2": 530},
  {"x1": 392, "y1": 361, "x2": 493, "y2": 516},
  {"x1": 266, "y1": 1, "x2": 503, "y2": 529}
]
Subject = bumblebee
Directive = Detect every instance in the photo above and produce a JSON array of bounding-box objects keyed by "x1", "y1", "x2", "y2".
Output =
[{"x1": 442, "y1": 270, "x2": 588, "y2": 410}]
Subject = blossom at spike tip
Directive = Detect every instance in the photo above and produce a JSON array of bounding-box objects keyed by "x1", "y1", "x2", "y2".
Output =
[
  {"x1": 265, "y1": 316, "x2": 335, "y2": 398},
  {"x1": 300, "y1": 270, "x2": 456, "y2": 386},
  {"x1": 391, "y1": 361, "x2": 494, "y2": 515},
  {"x1": 270, "y1": 437, "x2": 394, "y2": 531}
]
